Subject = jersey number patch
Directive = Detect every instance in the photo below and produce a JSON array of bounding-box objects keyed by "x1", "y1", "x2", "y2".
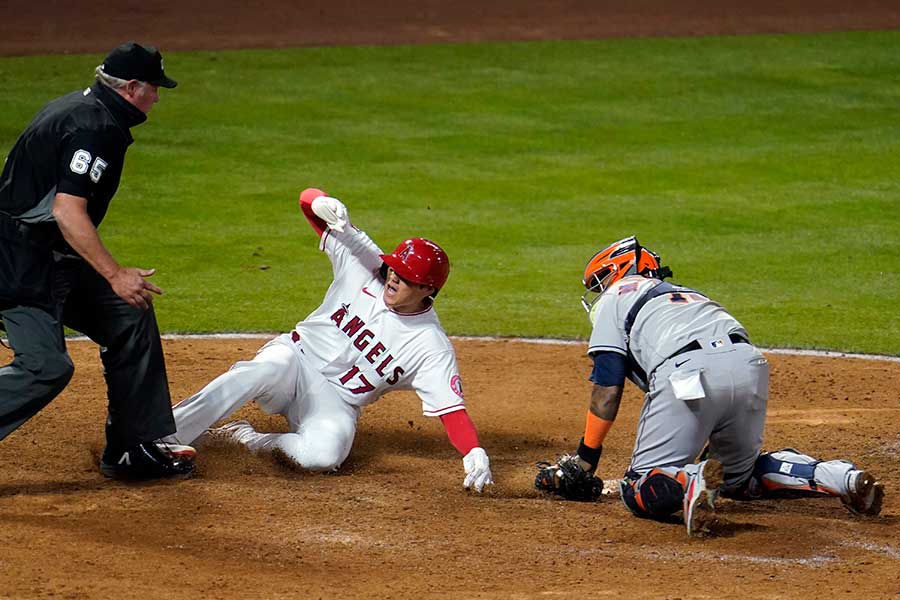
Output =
[
  {"x1": 669, "y1": 292, "x2": 706, "y2": 304},
  {"x1": 69, "y1": 150, "x2": 108, "y2": 183},
  {"x1": 89, "y1": 157, "x2": 108, "y2": 183},
  {"x1": 339, "y1": 366, "x2": 376, "y2": 395}
]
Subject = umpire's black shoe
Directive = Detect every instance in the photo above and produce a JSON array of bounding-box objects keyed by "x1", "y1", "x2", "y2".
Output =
[{"x1": 100, "y1": 441, "x2": 195, "y2": 480}]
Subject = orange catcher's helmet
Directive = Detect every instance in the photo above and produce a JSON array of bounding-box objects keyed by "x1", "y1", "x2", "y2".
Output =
[
  {"x1": 581, "y1": 236, "x2": 671, "y2": 312},
  {"x1": 380, "y1": 238, "x2": 450, "y2": 294}
]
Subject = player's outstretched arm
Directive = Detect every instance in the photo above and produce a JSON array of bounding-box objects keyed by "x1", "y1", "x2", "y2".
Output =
[
  {"x1": 440, "y1": 410, "x2": 493, "y2": 493},
  {"x1": 573, "y1": 350, "x2": 627, "y2": 473},
  {"x1": 575, "y1": 383, "x2": 623, "y2": 472},
  {"x1": 532, "y1": 387, "x2": 618, "y2": 503},
  {"x1": 298, "y1": 187, "x2": 349, "y2": 236},
  {"x1": 532, "y1": 385, "x2": 618, "y2": 503}
]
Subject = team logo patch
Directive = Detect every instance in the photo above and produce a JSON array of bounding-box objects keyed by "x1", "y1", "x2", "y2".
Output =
[
  {"x1": 618, "y1": 282, "x2": 639, "y2": 295},
  {"x1": 450, "y1": 374, "x2": 464, "y2": 399},
  {"x1": 398, "y1": 244, "x2": 414, "y2": 259}
]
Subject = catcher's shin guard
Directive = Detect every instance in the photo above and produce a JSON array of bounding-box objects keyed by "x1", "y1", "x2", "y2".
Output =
[
  {"x1": 740, "y1": 448, "x2": 855, "y2": 498},
  {"x1": 729, "y1": 449, "x2": 884, "y2": 516},
  {"x1": 620, "y1": 468, "x2": 687, "y2": 518},
  {"x1": 749, "y1": 448, "x2": 822, "y2": 495}
]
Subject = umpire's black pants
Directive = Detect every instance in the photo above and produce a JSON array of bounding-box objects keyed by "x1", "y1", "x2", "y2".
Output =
[{"x1": 0, "y1": 255, "x2": 176, "y2": 450}]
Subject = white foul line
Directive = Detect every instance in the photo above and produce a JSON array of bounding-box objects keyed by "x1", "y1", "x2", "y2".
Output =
[
  {"x1": 10, "y1": 332, "x2": 891, "y2": 363},
  {"x1": 133, "y1": 332, "x2": 900, "y2": 363}
]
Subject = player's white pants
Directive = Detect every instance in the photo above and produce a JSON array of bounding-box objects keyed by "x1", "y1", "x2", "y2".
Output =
[{"x1": 166, "y1": 335, "x2": 359, "y2": 471}]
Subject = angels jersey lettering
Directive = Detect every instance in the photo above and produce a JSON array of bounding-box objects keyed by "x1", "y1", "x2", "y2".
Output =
[{"x1": 292, "y1": 226, "x2": 464, "y2": 416}]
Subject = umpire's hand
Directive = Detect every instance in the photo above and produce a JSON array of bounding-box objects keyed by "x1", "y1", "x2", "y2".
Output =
[{"x1": 110, "y1": 267, "x2": 164, "y2": 310}]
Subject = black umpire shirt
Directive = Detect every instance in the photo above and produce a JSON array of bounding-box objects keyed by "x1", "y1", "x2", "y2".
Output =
[
  {"x1": 0, "y1": 81, "x2": 146, "y2": 244},
  {"x1": 0, "y1": 81, "x2": 146, "y2": 305}
]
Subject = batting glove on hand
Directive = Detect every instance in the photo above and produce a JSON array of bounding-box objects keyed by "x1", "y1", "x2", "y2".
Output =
[
  {"x1": 463, "y1": 447, "x2": 493, "y2": 492},
  {"x1": 311, "y1": 196, "x2": 349, "y2": 233}
]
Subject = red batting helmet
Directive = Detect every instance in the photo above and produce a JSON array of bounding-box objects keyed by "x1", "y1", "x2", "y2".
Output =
[{"x1": 380, "y1": 238, "x2": 450, "y2": 294}]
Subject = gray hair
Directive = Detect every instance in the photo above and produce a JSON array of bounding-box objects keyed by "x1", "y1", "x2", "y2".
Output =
[{"x1": 94, "y1": 64, "x2": 130, "y2": 89}]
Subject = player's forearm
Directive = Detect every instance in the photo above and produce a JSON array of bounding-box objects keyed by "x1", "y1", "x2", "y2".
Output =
[
  {"x1": 52, "y1": 193, "x2": 121, "y2": 280},
  {"x1": 590, "y1": 384, "x2": 623, "y2": 422},
  {"x1": 576, "y1": 384, "x2": 623, "y2": 471},
  {"x1": 298, "y1": 189, "x2": 328, "y2": 236},
  {"x1": 439, "y1": 409, "x2": 481, "y2": 455}
]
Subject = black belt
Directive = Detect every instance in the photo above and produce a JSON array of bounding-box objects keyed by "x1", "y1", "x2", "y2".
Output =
[{"x1": 668, "y1": 333, "x2": 749, "y2": 361}]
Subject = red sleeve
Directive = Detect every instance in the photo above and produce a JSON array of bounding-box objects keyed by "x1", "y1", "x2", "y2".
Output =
[
  {"x1": 298, "y1": 188, "x2": 327, "y2": 237},
  {"x1": 439, "y1": 409, "x2": 481, "y2": 455}
]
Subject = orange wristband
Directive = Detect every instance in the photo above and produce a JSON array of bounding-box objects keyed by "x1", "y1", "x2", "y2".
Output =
[{"x1": 584, "y1": 411, "x2": 614, "y2": 449}]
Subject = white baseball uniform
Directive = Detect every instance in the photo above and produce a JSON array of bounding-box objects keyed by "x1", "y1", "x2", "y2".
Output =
[{"x1": 167, "y1": 225, "x2": 467, "y2": 471}]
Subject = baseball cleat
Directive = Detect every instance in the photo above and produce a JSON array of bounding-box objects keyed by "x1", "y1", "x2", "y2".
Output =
[
  {"x1": 155, "y1": 441, "x2": 197, "y2": 460},
  {"x1": 841, "y1": 470, "x2": 884, "y2": 516},
  {"x1": 205, "y1": 420, "x2": 257, "y2": 445},
  {"x1": 684, "y1": 458, "x2": 724, "y2": 537},
  {"x1": 100, "y1": 441, "x2": 195, "y2": 480}
]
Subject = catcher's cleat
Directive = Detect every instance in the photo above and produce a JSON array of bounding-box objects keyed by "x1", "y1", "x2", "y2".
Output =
[
  {"x1": 100, "y1": 441, "x2": 195, "y2": 480},
  {"x1": 684, "y1": 459, "x2": 724, "y2": 537},
  {"x1": 841, "y1": 470, "x2": 885, "y2": 516}
]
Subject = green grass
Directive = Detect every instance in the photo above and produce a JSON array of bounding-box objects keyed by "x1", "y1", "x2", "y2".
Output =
[{"x1": 1, "y1": 31, "x2": 898, "y2": 354}]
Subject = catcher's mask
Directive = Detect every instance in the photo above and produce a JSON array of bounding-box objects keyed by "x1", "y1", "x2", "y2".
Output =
[
  {"x1": 380, "y1": 237, "x2": 450, "y2": 297},
  {"x1": 580, "y1": 236, "x2": 671, "y2": 314}
]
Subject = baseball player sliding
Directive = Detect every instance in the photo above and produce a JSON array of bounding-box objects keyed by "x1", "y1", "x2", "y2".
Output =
[
  {"x1": 163, "y1": 188, "x2": 493, "y2": 491},
  {"x1": 536, "y1": 236, "x2": 884, "y2": 535}
]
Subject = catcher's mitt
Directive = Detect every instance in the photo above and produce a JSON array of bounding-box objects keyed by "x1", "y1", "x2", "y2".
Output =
[{"x1": 534, "y1": 454, "x2": 604, "y2": 502}]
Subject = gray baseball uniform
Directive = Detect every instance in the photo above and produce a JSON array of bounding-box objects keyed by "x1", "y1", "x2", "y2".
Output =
[
  {"x1": 539, "y1": 237, "x2": 883, "y2": 528},
  {"x1": 588, "y1": 275, "x2": 767, "y2": 486}
]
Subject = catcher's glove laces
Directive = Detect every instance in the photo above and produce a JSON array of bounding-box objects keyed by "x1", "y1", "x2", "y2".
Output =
[{"x1": 534, "y1": 454, "x2": 604, "y2": 502}]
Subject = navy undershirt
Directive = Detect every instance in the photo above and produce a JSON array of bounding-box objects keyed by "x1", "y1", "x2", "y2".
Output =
[{"x1": 589, "y1": 351, "x2": 627, "y2": 387}]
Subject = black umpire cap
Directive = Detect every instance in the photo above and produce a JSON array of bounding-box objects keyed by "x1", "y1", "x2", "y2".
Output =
[{"x1": 101, "y1": 42, "x2": 177, "y2": 88}]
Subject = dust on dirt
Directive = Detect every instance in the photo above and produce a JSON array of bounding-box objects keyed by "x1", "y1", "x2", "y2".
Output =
[{"x1": 0, "y1": 338, "x2": 898, "y2": 598}]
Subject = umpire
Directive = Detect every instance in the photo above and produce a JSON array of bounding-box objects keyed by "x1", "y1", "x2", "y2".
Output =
[{"x1": 0, "y1": 42, "x2": 194, "y2": 480}]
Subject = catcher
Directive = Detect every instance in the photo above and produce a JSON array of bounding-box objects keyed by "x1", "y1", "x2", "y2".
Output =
[{"x1": 536, "y1": 236, "x2": 885, "y2": 535}]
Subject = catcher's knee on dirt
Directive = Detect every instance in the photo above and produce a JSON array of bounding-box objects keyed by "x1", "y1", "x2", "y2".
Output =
[{"x1": 620, "y1": 469, "x2": 685, "y2": 518}]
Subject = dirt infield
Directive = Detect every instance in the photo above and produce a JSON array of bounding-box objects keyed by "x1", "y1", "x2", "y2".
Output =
[
  {"x1": 0, "y1": 339, "x2": 898, "y2": 598},
  {"x1": 2, "y1": 2, "x2": 900, "y2": 598}
]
